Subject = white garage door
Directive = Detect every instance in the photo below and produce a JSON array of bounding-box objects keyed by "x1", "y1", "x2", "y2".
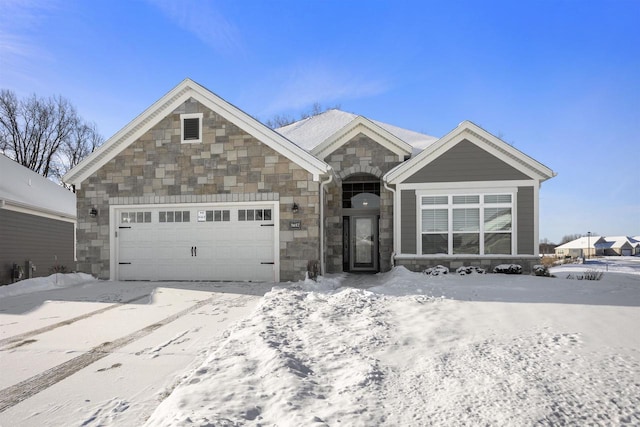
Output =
[{"x1": 114, "y1": 203, "x2": 277, "y2": 281}]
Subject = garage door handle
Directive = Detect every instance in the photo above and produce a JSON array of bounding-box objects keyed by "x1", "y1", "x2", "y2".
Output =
[
  {"x1": 261, "y1": 262, "x2": 275, "y2": 265},
  {"x1": 119, "y1": 226, "x2": 131, "y2": 229},
  {"x1": 191, "y1": 246, "x2": 197, "y2": 257},
  {"x1": 261, "y1": 224, "x2": 275, "y2": 227}
]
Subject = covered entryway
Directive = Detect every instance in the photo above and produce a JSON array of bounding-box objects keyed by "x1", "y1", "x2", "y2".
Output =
[
  {"x1": 342, "y1": 175, "x2": 380, "y2": 272},
  {"x1": 111, "y1": 203, "x2": 279, "y2": 281}
]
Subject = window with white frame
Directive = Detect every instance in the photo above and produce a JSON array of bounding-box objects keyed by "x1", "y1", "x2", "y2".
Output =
[
  {"x1": 420, "y1": 193, "x2": 513, "y2": 255},
  {"x1": 181, "y1": 113, "x2": 203, "y2": 143}
]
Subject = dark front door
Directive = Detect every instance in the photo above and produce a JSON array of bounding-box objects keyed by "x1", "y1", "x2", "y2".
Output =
[{"x1": 350, "y1": 215, "x2": 378, "y2": 271}]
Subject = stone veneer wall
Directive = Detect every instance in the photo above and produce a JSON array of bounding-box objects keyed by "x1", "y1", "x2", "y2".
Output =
[
  {"x1": 323, "y1": 133, "x2": 402, "y2": 273},
  {"x1": 76, "y1": 98, "x2": 320, "y2": 282},
  {"x1": 395, "y1": 256, "x2": 540, "y2": 274}
]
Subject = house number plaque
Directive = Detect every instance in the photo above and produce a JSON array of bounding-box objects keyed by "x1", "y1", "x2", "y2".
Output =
[{"x1": 289, "y1": 220, "x2": 301, "y2": 229}]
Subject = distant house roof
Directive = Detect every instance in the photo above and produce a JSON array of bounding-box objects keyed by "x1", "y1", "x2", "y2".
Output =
[
  {"x1": 555, "y1": 236, "x2": 605, "y2": 250},
  {"x1": 0, "y1": 154, "x2": 76, "y2": 220},
  {"x1": 555, "y1": 235, "x2": 639, "y2": 251},
  {"x1": 601, "y1": 236, "x2": 640, "y2": 249},
  {"x1": 276, "y1": 109, "x2": 438, "y2": 155}
]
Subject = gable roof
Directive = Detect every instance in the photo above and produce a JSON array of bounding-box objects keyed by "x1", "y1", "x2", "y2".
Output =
[
  {"x1": 600, "y1": 236, "x2": 640, "y2": 249},
  {"x1": 277, "y1": 109, "x2": 438, "y2": 158},
  {"x1": 555, "y1": 236, "x2": 605, "y2": 250},
  {"x1": 0, "y1": 154, "x2": 76, "y2": 219},
  {"x1": 385, "y1": 120, "x2": 556, "y2": 184},
  {"x1": 63, "y1": 79, "x2": 331, "y2": 187},
  {"x1": 556, "y1": 235, "x2": 640, "y2": 251}
]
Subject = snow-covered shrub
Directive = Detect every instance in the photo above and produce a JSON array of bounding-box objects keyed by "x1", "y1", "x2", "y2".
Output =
[
  {"x1": 456, "y1": 266, "x2": 486, "y2": 275},
  {"x1": 532, "y1": 264, "x2": 551, "y2": 277},
  {"x1": 493, "y1": 264, "x2": 522, "y2": 274},
  {"x1": 423, "y1": 265, "x2": 449, "y2": 276}
]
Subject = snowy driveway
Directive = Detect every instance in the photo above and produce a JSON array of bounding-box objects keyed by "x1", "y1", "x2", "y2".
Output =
[
  {"x1": 0, "y1": 280, "x2": 273, "y2": 426},
  {"x1": 1, "y1": 260, "x2": 640, "y2": 426}
]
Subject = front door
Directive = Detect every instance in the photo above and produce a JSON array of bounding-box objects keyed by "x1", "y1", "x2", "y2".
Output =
[{"x1": 350, "y1": 215, "x2": 378, "y2": 271}]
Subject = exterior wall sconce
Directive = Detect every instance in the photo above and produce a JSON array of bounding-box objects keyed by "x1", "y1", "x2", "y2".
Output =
[
  {"x1": 89, "y1": 207, "x2": 98, "y2": 217},
  {"x1": 292, "y1": 202, "x2": 299, "y2": 213}
]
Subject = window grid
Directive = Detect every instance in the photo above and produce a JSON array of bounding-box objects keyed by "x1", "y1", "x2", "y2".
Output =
[
  {"x1": 159, "y1": 211, "x2": 191, "y2": 223},
  {"x1": 120, "y1": 211, "x2": 152, "y2": 224},
  {"x1": 238, "y1": 209, "x2": 272, "y2": 221},
  {"x1": 420, "y1": 193, "x2": 513, "y2": 255}
]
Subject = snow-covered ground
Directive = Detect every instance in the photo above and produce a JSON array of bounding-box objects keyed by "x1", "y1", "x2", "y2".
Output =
[{"x1": 1, "y1": 258, "x2": 639, "y2": 426}]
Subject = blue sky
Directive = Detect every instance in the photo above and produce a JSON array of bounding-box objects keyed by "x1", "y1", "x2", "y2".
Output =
[{"x1": 1, "y1": 0, "x2": 638, "y2": 243}]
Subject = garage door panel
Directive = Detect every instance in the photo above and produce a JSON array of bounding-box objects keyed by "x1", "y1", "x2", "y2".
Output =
[{"x1": 116, "y1": 204, "x2": 276, "y2": 281}]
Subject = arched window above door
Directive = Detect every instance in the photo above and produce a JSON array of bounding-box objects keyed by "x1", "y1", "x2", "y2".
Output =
[{"x1": 342, "y1": 174, "x2": 380, "y2": 209}]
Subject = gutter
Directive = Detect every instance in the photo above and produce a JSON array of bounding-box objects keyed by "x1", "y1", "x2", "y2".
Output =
[
  {"x1": 319, "y1": 172, "x2": 334, "y2": 275},
  {"x1": 383, "y1": 180, "x2": 397, "y2": 267},
  {"x1": 0, "y1": 198, "x2": 77, "y2": 221}
]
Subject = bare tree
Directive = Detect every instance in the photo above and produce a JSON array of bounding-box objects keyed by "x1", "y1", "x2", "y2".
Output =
[
  {"x1": 50, "y1": 120, "x2": 102, "y2": 184},
  {"x1": 0, "y1": 89, "x2": 103, "y2": 185},
  {"x1": 265, "y1": 102, "x2": 341, "y2": 129},
  {"x1": 265, "y1": 113, "x2": 296, "y2": 129}
]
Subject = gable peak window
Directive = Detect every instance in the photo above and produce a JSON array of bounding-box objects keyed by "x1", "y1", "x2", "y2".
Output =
[{"x1": 181, "y1": 113, "x2": 203, "y2": 143}]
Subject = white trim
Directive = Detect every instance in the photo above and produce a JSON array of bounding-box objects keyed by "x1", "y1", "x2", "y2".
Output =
[
  {"x1": 385, "y1": 121, "x2": 555, "y2": 184},
  {"x1": 383, "y1": 181, "x2": 398, "y2": 257},
  {"x1": 397, "y1": 179, "x2": 538, "y2": 192},
  {"x1": 109, "y1": 200, "x2": 280, "y2": 282},
  {"x1": 415, "y1": 188, "x2": 517, "y2": 256},
  {"x1": 181, "y1": 113, "x2": 203, "y2": 143},
  {"x1": 394, "y1": 254, "x2": 538, "y2": 260},
  {"x1": 312, "y1": 116, "x2": 413, "y2": 161},
  {"x1": 64, "y1": 78, "x2": 329, "y2": 188},
  {"x1": 319, "y1": 173, "x2": 334, "y2": 275},
  {"x1": 533, "y1": 183, "x2": 540, "y2": 256}
]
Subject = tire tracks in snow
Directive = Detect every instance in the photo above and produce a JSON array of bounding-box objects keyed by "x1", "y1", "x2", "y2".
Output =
[
  {"x1": 0, "y1": 294, "x2": 249, "y2": 413},
  {"x1": 0, "y1": 294, "x2": 151, "y2": 350}
]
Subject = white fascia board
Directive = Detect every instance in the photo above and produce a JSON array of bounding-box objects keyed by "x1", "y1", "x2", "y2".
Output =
[
  {"x1": 385, "y1": 121, "x2": 556, "y2": 185},
  {"x1": 190, "y1": 80, "x2": 329, "y2": 179},
  {"x1": 1, "y1": 198, "x2": 77, "y2": 223},
  {"x1": 312, "y1": 116, "x2": 413, "y2": 161},
  {"x1": 462, "y1": 121, "x2": 555, "y2": 180},
  {"x1": 65, "y1": 79, "x2": 329, "y2": 187},
  {"x1": 64, "y1": 80, "x2": 195, "y2": 187}
]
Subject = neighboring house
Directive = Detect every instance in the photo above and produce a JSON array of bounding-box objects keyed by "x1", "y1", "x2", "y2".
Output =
[
  {"x1": 554, "y1": 235, "x2": 640, "y2": 258},
  {"x1": 554, "y1": 236, "x2": 605, "y2": 258},
  {"x1": 0, "y1": 154, "x2": 76, "y2": 285},
  {"x1": 599, "y1": 236, "x2": 640, "y2": 256},
  {"x1": 63, "y1": 79, "x2": 556, "y2": 282}
]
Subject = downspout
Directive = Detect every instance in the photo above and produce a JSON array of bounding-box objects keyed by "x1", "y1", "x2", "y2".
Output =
[
  {"x1": 319, "y1": 173, "x2": 333, "y2": 276},
  {"x1": 383, "y1": 180, "x2": 396, "y2": 268}
]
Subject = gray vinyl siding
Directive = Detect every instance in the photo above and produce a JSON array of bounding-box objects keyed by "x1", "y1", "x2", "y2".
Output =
[
  {"x1": 400, "y1": 190, "x2": 416, "y2": 254},
  {"x1": 517, "y1": 186, "x2": 534, "y2": 254},
  {"x1": 404, "y1": 140, "x2": 531, "y2": 183},
  {"x1": 0, "y1": 210, "x2": 75, "y2": 285}
]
